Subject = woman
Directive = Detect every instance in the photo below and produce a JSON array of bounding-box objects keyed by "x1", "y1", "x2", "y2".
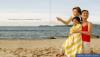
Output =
[
  {"x1": 62, "y1": 16, "x2": 83, "y2": 57},
  {"x1": 57, "y1": 6, "x2": 81, "y2": 25},
  {"x1": 76, "y1": 10, "x2": 93, "y2": 53}
]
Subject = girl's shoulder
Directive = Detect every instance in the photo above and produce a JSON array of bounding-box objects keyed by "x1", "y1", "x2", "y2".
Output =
[
  {"x1": 72, "y1": 24, "x2": 81, "y2": 29},
  {"x1": 87, "y1": 21, "x2": 92, "y2": 24},
  {"x1": 87, "y1": 22, "x2": 93, "y2": 26}
]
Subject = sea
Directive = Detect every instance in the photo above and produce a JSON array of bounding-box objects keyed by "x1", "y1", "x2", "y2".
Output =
[{"x1": 0, "y1": 24, "x2": 99, "y2": 40}]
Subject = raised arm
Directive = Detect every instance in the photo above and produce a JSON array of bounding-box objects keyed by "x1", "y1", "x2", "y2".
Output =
[{"x1": 56, "y1": 16, "x2": 73, "y2": 25}]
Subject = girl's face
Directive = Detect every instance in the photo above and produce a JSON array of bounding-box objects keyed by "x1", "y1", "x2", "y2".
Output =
[
  {"x1": 81, "y1": 11, "x2": 89, "y2": 21},
  {"x1": 72, "y1": 19, "x2": 79, "y2": 25},
  {"x1": 73, "y1": 9, "x2": 80, "y2": 16}
]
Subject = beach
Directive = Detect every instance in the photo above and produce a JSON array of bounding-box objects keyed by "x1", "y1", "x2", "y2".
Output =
[{"x1": 0, "y1": 38, "x2": 100, "y2": 57}]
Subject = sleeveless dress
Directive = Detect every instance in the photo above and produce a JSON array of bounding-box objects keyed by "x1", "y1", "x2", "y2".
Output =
[
  {"x1": 82, "y1": 24, "x2": 91, "y2": 50},
  {"x1": 63, "y1": 24, "x2": 83, "y2": 57}
]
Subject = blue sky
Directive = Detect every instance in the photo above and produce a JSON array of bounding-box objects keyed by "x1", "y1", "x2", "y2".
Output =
[{"x1": 0, "y1": 0, "x2": 100, "y2": 26}]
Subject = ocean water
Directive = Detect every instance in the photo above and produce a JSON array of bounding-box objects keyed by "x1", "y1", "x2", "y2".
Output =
[
  {"x1": 0, "y1": 26, "x2": 69, "y2": 39},
  {"x1": 0, "y1": 25, "x2": 99, "y2": 39}
]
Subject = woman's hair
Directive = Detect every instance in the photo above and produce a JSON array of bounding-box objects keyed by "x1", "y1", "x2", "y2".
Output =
[
  {"x1": 73, "y1": 7, "x2": 82, "y2": 15},
  {"x1": 72, "y1": 16, "x2": 81, "y2": 23}
]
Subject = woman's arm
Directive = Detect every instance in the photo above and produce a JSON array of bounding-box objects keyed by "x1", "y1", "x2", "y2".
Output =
[{"x1": 56, "y1": 16, "x2": 73, "y2": 25}]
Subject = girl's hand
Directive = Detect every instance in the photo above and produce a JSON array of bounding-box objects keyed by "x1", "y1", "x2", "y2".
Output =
[
  {"x1": 75, "y1": 30, "x2": 81, "y2": 33},
  {"x1": 73, "y1": 30, "x2": 81, "y2": 33}
]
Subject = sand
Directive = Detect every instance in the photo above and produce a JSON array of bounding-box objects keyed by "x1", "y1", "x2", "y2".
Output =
[{"x1": 0, "y1": 38, "x2": 99, "y2": 57}]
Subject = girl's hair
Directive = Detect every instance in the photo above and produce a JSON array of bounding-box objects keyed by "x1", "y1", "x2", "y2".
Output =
[
  {"x1": 72, "y1": 16, "x2": 81, "y2": 23},
  {"x1": 73, "y1": 7, "x2": 82, "y2": 15},
  {"x1": 82, "y1": 10, "x2": 89, "y2": 14},
  {"x1": 81, "y1": 10, "x2": 89, "y2": 22}
]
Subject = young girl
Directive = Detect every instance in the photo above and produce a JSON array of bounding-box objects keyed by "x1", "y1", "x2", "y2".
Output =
[
  {"x1": 76, "y1": 10, "x2": 93, "y2": 53},
  {"x1": 62, "y1": 16, "x2": 83, "y2": 57}
]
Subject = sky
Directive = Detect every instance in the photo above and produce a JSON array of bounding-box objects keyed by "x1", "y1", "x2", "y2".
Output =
[{"x1": 0, "y1": 0, "x2": 100, "y2": 26}]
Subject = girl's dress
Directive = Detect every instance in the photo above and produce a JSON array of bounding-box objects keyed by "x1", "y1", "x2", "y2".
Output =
[
  {"x1": 82, "y1": 24, "x2": 91, "y2": 52},
  {"x1": 63, "y1": 24, "x2": 83, "y2": 57}
]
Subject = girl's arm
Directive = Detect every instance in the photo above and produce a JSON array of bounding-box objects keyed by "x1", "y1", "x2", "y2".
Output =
[
  {"x1": 80, "y1": 22, "x2": 93, "y2": 35},
  {"x1": 56, "y1": 16, "x2": 73, "y2": 25},
  {"x1": 70, "y1": 24, "x2": 82, "y2": 35}
]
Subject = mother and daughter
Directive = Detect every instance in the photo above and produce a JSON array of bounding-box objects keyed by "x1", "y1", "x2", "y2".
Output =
[{"x1": 57, "y1": 7, "x2": 93, "y2": 57}]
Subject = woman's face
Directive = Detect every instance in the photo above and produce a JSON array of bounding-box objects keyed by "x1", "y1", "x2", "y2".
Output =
[
  {"x1": 81, "y1": 11, "x2": 89, "y2": 21},
  {"x1": 73, "y1": 9, "x2": 80, "y2": 16},
  {"x1": 72, "y1": 19, "x2": 79, "y2": 25}
]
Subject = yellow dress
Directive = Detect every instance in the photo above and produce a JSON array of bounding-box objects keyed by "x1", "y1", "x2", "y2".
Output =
[{"x1": 63, "y1": 24, "x2": 83, "y2": 57}]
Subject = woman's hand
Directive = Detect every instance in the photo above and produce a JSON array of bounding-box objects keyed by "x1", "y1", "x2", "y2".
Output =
[{"x1": 56, "y1": 17, "x2": 63, "y2": 21}]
